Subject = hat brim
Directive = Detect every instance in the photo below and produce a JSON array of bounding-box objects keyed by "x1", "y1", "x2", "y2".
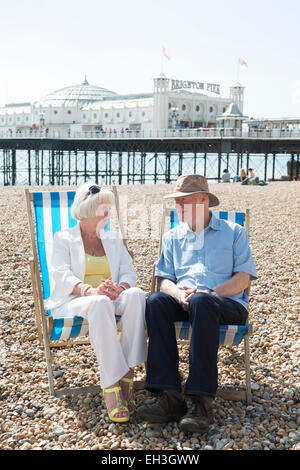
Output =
[{"x1": 163, "y1": 190, "x2": 219, "y2": 207}]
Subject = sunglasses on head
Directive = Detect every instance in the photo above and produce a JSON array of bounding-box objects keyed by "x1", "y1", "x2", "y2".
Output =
[{"x1": 84, "y1": 185, "x2": 101, "y2": 199}]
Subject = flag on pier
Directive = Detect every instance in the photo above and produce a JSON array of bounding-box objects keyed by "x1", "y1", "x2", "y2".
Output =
[
  {"x1": 238, "y1": 57, "x2": 248, "y2": 67},
  {"x1": 163, "y1": 47, "x2": 171, "y2": 60}
]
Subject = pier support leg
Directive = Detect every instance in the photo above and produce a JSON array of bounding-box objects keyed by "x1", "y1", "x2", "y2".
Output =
[
  {"x1": 28, "y1": 150, "x2": 31, "y2": 186},
  {"x1": 193, "y1": 152, "x2": 196, "y2": 174},
  {"x1": 118, "y1": 152, "x2": 122, "y2": 185},
  {"x1": 51, "y1": 150, "x2": 55, "y2": 186},
  {"x1": 218, "y1": 152, "x2": 222, "y2": 182},
  {"x1": 75, "y1": 151, "x2": 78, "y2": 185},
  {"x1": 127, "y1": 152, "x2": 130, "y2": 185},
  {"x1": 264, "y1": 154, "x2": 268, "y2": 182},
  {"x1": 84, "y1": 151, "x2": 87, "y2": 182},
  {"x1": 179, "y1": 153, "x2": 183, "y2": 176},
  {"x1": 165, "y1": 153, "x2": 171, "y2": 183},
  {"x1": 290, "y1": 154, "x2": 294, "y2": 181},
  {"x1": 12, "y1": 149, "x2": 16, "y2": 186},
  {"x1": 272, "y1": 153, "x2": 276, "y2": 181},
  {"x1": 68, "y1": 151, "x2": 71, "y2": 185}
]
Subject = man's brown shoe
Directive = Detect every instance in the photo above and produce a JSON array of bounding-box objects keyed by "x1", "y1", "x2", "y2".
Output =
[
  {"x1": 179, "y1": 396, "x2": 214, "y2": 434},
  {"x1": 136, "y1": 390, "x2": 187, "y2": 424}
]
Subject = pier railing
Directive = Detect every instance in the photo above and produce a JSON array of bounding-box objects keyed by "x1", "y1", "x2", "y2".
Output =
[{"x1": 1, "y1": 127, "x2": 300, "y2": 140}]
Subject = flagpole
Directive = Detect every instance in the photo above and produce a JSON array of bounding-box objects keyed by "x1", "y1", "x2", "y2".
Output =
[
  {"x1": 236, "y1": 59, "x2": 240, "y2": 84},
  {"x1": 161, "y1": 48, "x2": 164, "y2": 75}
]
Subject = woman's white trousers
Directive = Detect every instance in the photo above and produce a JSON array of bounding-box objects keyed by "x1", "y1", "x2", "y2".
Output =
[{"x1": 52, "y1": 287, "x2": 147, "y2": 389}]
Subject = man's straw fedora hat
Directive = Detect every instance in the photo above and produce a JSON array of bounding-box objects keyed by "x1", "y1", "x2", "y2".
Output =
[{"x1": 163, "y1": 174, "x2": 219, "y2": 207}]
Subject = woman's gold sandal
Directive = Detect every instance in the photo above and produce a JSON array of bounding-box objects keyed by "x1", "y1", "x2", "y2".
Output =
[
  {"x1": 120, "y1": 377, "x2": 136, "y2": 415},
  {"x1": 102, "y1": 386, "x2": 129, "y2": 423}
]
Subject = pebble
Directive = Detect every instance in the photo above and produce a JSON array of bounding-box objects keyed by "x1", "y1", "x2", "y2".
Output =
[
  {"x1": 216, "y1": 440, "x2": 227, "y2": 450},
  {"x1": 53, "y1": 425, "x2": 66, "y2": 436},
  {"x1": 0, "y1": 182, "x2": 299, "y2": 450},
  {"x1": 251, "y1": 383, "x2": 260, "y2": 391},
  {"x1": 110, "y1": 441, "x2": 120, "y2": 449},
  {"x1": 54, "y1": 370, "x2": 64, "y2": 379},
  {"x1": 43, "y1": 408, "x2": 57, "y2": 418}
]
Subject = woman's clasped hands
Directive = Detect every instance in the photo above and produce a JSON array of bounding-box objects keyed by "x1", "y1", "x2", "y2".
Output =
[{"x1": 87, "y1": 277, "x2": 123, "y2": 300}]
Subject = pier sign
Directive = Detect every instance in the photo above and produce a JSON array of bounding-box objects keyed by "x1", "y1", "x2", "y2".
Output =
[{"x1": 171, "y1": 79, "x2": 220, "y2": 95}]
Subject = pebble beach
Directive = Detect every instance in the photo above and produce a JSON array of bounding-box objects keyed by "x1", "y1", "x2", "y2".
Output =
[{"x1": 0, "y1": 181, "x2": 299, "y2": 451}]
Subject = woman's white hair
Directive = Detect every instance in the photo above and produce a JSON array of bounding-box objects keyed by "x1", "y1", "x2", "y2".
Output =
[{"x1": 71, "y1": 182, "x2": 115, "y2": 221}]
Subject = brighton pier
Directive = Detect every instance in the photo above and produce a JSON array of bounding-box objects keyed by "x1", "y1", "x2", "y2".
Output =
[{"x1": 0, "y1": 129, "x2": 299, "y2": 186}]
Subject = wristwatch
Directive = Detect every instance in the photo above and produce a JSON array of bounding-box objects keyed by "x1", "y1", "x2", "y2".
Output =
[
  {"x1": 119, "y1": 283, "x2": 128, "y2": 291},
  {"x1": 207, "y1": 289, "x2": 218, "y2": 296}
]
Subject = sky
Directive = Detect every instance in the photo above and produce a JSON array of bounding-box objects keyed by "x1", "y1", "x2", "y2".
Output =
[{"x1": 0, "y1": 0, "x2": 299, "y2": 118}]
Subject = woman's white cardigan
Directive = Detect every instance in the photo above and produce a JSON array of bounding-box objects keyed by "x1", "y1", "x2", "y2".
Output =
[{"x1": 45, "y1": 224, "x2": 137, "y2": 311}]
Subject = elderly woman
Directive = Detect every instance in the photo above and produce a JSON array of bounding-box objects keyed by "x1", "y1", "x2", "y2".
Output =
[{"x1": 45, "y1": 182, "x2": 147, "y2": 423}]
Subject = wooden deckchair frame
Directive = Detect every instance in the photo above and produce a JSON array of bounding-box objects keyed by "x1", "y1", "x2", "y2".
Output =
[
  {"x1": 150, "y1": 205, "x2": 253, "y2": 404},
  {"x1": 25, "y1": 186, "x2": 129, "y2": 397}
]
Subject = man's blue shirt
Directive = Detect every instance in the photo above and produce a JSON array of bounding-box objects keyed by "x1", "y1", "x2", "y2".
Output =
[{"x1": 155, "y1": 212, "x2": 258, "y2": 310}]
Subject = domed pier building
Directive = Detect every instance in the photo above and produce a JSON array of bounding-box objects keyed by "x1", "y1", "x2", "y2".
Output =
[{"x1": 0, "y1": 76, "x2": 245, "y2": 133}]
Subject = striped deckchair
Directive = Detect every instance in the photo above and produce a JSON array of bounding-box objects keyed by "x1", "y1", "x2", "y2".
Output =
[
  {"x1": 25, "y1": 187, "x2": 123, "y2": 397},
  {"x1": 151, "y1": 206, "x2": 253, "y2": 403}
]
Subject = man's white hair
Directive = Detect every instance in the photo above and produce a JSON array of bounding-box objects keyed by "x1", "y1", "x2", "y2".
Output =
[{"x1": 71, "y1": 182, "x2": 115, "y2": 221}]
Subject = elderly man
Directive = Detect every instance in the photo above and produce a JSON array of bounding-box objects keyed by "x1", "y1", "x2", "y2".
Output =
[{"x1": 137, "y1": 175, "x2": 258, "y2": 434}]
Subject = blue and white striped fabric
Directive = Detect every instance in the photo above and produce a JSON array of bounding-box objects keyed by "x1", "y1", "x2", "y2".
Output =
[
  {"x1": 32, "y1": 191, "x2": 111, "y2": 341},
  {"x1": 174, "y1": 322, "x2": 248, "y2": 345},
  {"x1": 170, "y1": 208, "x2": 248, "y2": 345},
  {"x1": 49, "y1": 315, "x2": 121, "y2": 341}
]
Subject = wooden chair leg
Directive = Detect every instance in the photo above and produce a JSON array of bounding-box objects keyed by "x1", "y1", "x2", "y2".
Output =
[
  {"x1": 244, "y1": 333, "x2": 252, "y2": 404},
  {"x1": 42, "y1": 321, "x2": 55, "y2": 396},
  {"x1": 29, "y1": 258, "x2": 43, "y2": 345},
  {"x1": 150, "y1": 264, "x2": 156, "y2": 294},
  {"x1": 35, "y1": 307, "x2": 55, "y2": 396}
]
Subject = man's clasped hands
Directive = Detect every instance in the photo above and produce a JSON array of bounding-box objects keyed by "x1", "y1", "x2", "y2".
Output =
[{"x1": 179, "y1": 286, "x2": 212, "y2": 311}]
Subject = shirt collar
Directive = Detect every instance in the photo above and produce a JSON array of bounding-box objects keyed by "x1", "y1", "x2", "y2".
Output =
[
  {"x1": 178, "y1": 211, "x2": 221, "y2": 236},
  {"x1": 207, "y1": 211, "x2": 222, "y2": 231}
]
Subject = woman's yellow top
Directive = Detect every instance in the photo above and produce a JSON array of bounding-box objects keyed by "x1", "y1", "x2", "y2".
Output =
[{"x1": 84, "y1": 254, "x2": 111, "y2": 288}]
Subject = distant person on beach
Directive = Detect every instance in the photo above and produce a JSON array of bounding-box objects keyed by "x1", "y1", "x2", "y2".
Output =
[
  {"x1": 45, "y1": 182, "x2": 147, "y2": 423},
  {"x1": 239, "y1": 168, "x2": 247, "y2": 182},
  {"x1": 137, "y1": 174, "x2": 258, "y2": 434},
  {"x1": 221, "y1": 169, "x2": 231, "y2": 182},
  {"x1": 241, "y1": 168, "x2": 259, "y2": 185}
]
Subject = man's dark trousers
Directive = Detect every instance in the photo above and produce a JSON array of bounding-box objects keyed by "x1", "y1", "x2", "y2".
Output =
[{"x1": 145, "y1": 291, "x2": 248, "y2": 398}]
